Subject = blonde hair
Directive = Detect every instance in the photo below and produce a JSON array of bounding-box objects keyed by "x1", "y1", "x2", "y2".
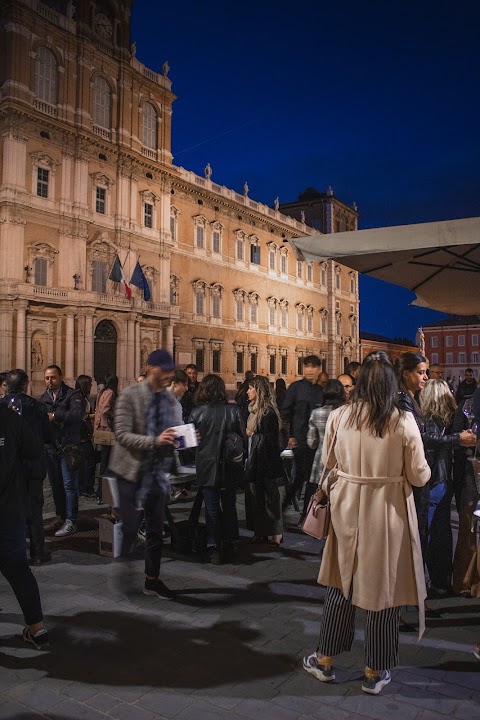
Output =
[
  {"x1": 420, "y1": 379, "x2": 457, "y2": 425},
  {"x1": 248, "y1": 375, "x2": 281, "y2": 432}
]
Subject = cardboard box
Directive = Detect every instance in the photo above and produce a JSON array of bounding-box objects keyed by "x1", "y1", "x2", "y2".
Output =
[
  {"x1": 102, "y1": 475, "x2": 120, "y2": 508},
  {"x1": 97, "y1": 514, "x2": 123, "y2": 558}
]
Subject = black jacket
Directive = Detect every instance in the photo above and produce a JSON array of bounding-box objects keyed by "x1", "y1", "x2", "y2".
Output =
[
  {"x1": 0, "y1": 405, "x2": 43, "y2": 521},
  {"x1": 422, "y1": 416, "x2": 459, "y2": 489},
  {"x1": 245, "y1": 408, "x2": 284, "y2": 482},
  {"x1": 455, "y1": 379, "x2": 478, "y2": 404},
  {"x1": 280, "y1": 379, "x2": 323, "y2": 447},
  {"x1": 189, "y1": 402, "x2": 246, "y2": 488},
  {"x1": 39, "y1": 382, "x2": 85, "y2": 447},
  {"x1": 0, "y1": 393, "x2": 48, "y2": 479}
]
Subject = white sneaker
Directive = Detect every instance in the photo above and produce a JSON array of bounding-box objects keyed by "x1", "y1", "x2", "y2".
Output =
[
  {"x1": 362, "y1": 669, "x2": 392, "y2": 695},
  {"x1": 302, "y1": 653, "x2": 335, "y2": 682},
  {"x1": 55, "y1": 520, "x2": 77, "y2": 537}
]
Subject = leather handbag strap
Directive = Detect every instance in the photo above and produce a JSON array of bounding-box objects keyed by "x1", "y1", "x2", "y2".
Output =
[{"x1": 317, "y1": 405, "x2": 348, "y2": 491}]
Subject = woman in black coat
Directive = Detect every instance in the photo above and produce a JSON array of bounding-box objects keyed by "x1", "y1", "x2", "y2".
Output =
[
  {"x1": 244, "y1": 376, "x2": 284, "y2": 546},
  {"x1": 189, "y1": 374, "x2": 246, "y2": 564}
]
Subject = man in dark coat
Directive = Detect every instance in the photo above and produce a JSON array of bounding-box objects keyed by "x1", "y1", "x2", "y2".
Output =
[
  {"x1": 1, "y1": 369, "x2": 51, "y2": 564},
  {"x1": 0, "y1": 402, "x2": 50, "y2": 649},
  {"x1": 455, "y1": 368, "x2": 478, "y2": 404},
  {"x1": 39, "y1": 365, "x2": 85, "y2": 537},
  {"x1": 281, "y1": 355, "x2": 324, "y2": 520}
]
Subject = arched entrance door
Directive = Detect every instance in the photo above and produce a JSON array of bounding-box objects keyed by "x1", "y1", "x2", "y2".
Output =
[{"x1": 94, "y1": 320, "x2": 117, "y2": 383}]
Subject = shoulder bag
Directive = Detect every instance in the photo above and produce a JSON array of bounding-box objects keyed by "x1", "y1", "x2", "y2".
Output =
[{"x1": 302, "y1": 407, "x2": 346, "y2": 540}]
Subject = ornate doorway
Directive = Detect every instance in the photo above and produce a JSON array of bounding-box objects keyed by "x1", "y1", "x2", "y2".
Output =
[{"x1": 94, "y1": 320, "x2": 117, "y2": 383}]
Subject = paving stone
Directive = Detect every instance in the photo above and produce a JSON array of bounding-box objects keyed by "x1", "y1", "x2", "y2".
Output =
[
  {"x1": 0, "y1": 699, "x2": 45, "y2": 719},
  {"x1": 393, "y1": 684, "x2": 459, "y2": 714},
  {"x1": 234, "y1": 697, "x2": 301, "y2": 720},
  {"x1": 108, "y1": 702, "x2": 157, "y2": 720},
  {"x1": 453, "y1": 700, "x2": 480, "y2": 720},
  {"x1": 5, "y1": 680, "x2": 62, "y2": 712},
  {"x1": 85, "y1": 693, "x2": 121, "y2": 713},
  {"x1": 175, "y1": 699, "x2": 240, "y2": 720},
  {"x1": 339, "y1": 692, "x2": 422, "y2": 720},
  {"x1": 136, "y1": 689, "x2": 194, "y2": 717},
  {"x1": 47, "y1": 697, "x2": 111, "y2": 719},
  {"x1": 60, "y1": 682, "x2": 99, "y2": 702}
]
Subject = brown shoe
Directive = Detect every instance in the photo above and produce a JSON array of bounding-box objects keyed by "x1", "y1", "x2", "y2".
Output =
[{"x1": 44, "y1": 517, "x2": 64, "y2": 533}]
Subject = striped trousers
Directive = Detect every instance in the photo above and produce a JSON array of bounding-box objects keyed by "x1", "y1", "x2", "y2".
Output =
[{"x1": 317, "y1": 586, "x2": 401, "y2": 670}]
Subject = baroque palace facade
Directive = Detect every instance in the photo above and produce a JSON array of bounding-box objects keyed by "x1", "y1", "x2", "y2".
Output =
[{"x1": 0, "y1": 0, "x2": 360, "y2": 394}]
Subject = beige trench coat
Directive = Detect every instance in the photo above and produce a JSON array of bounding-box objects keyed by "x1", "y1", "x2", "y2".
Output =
[{"x1": 318, "y1": 405, "x2": 431, "y2": 638}]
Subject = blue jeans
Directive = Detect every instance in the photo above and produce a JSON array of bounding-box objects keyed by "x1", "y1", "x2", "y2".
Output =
[
  {"x1": 78, "y1": 440, "x2": 96, "y2": 495},
  {"x1": 203, "y1": 486, "x2": 239, "y2": 547},
  {"x1": 427, "y1": 481, "x2": 453, "y2": 590},
  {"x1": 0, "y1": 517, "x2": 43, "y2": 625},
  {"x1": 45, "y1": 445, "x2": 66, "y2": 519},
  {"x1": 59, "y1": 456, "x2": 79, "y2": 522}
]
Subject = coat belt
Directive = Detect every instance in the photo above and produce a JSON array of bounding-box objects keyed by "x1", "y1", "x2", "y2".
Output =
[{"x1": 337, "y1": 471, "x2": 404, "y2": 484}]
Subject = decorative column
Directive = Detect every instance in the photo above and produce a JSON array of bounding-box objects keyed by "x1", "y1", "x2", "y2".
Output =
[
  {"x1": 15, "y1": 301, "x2": 27, "y2": 369},
  {"x1": 0, "y1": 301, "x2": 14, "y2": 371},
  {"x1": 55, "y1": 319, "x2": 62, "y2": 369},
  {"x1": 84, "y1": 311, "x2": 94, "y2": 378},
  {"x1": 76, "y1": 314, "x2": 86, "y2": 376},
  {"x1": 165, "y1": 321, "x2": 174, "y2": 355},
  {"x1": 134, "y1": 319, "x2": 141, "y2": 378},
  {"x1": 65, "y1": 311, "x2": 75, "y2": 385},
  {"x1": 126, "y1": 314, "x2": 136, "y2": 383}
]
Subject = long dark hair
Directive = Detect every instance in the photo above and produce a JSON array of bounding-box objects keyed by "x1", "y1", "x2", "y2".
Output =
[
  {"x1": 394, "y1": 351, "x2": 427, "y2": 394},
  {"x1": 194, "y1": 374, "x2": 227, "y2": 406},
  {"x1": 75, "y1": 374, "x2": 92, "y2": 399},
  {"x1": 323, "y1": 379, "x2": 346, "y2": 409},
  {"x1": 103, "y1": 374, "x2": 118, "y2": 395},
  {"x1": 348, "y1": 351, "x2": 401, "y2": 437}
]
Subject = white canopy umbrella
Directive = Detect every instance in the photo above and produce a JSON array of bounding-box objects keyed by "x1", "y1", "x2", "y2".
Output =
[{"x1": 288, "y1": 217, "x2": 480, "y2": 315}]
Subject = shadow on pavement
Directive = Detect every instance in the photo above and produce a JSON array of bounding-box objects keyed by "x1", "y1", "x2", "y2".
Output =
[{"x1": 0, "y1": 610, "x2": 292, "y2": 690}]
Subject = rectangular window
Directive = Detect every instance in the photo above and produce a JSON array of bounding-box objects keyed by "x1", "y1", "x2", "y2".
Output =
[
  {"x1": 37, "y1": 167, "x2": 49, "y2": 198},
  {"x1": 472, "y1": 352, "x2": 479, "y2": 364},
  {"x1": 336, "y1": 273, "x2": 341, "y2": 289},
  {"x1": 281, "y1": 354, "x2": 287, "y2": 375},
  {"x1": 430, "y1": 336, "x2": 438, "y2": 347},
  {"x1": 195, "y1": 291, "x2": 204, "y2": 315},
  {"x1": 195, "y1": 348, "x2": 205, "y2": 372},
  {"x1": 196, "y1": 225, "x2": 204, "y2": 249},
  {"x1": 459, "y1": 352, "x2": 466, "y2": 364},
  {"x1": 297, "y1": 309, "x2": 303, "y2": 331},
  {"x1": 472, "y1": 334, "x2": 478, "y2": 346},
  {"x1": 307, "y1": 264, "x2": 313, "y2": 282},
  {"x1": 269, "y1": 306, "x2": 275, "y2": 326},
  {"x1": 92, "y1": 260, "x2": 107, "y2": 293},
  {"x1": 212, "y1": 230, "x2": 220, "y2": 254},
  {"x1": 250, "y1": 352, "x2": 257, "y2": 374},
  {"x1": 212, "y1": 294, "x2": 220, "y2": 319},
  {"x1": 236, "y1": 351, "x2": 244, "y2": 374},
  {"x1": 321, "y1": 268, "x2": 326, "y2": 286},
  {"x1": 297, "y1": 356, "x2": 303, "y2": 375},
  {"x1": 269, "y1": 250, "x2": 276, "y2": 270},
  {"x1": 144, "y1": 203, "x2": 153, "y2": 228},
  {"x1": 34, "y1": 257, "x2": 47, "y2": 286},
  {"x1": 250, "y1": 302, "x2": 257, "y2": 324},
  {"x1": 297, "y1": 260, "x2": 303, "y2": 279},
  {"x1": 281, "y1": 307, "x2": 287, "y2": 328},
  {"x1": 269, "y1": 354, "x2": 276, "y2": 374},
  {"x1": 170, "y1": 214, "x2": 176, "y2": 241},
  {"x1": 96, "y1": 186, "x2": 106, "y2": 214},
  {"x1": 237, "y1": 239, "x2": 244, "y2": 260},
  {"x1": 445, "y1": 336, "x2": 453, "y2": 347},
  {"x1": 321, "y1": 315, "x2": 327, "y2": 334},
  {"x1": 431, "y1": 353, "x2": 438, "y2": 364},
  {"x1": 250, "y1": 244, "x2": 260, "y2": 264},
  {"x1": 281, "y1": 254, "x2": 287, "y2": 274},
  {"x1": 212, "y1": 349, "x2": 221, "y2": 373},
  {"x1": 307, "y1": 313, "x2": 313, "y2": 333},
  {"x1": 350, "y1": 277, "x2": 355, "y2": 294},
  {"x1": 446, "y1": 352, "x2": 453, "y2": 364},
  {"x1": 236, "y1": 298, "x2": 244, "y2": 322},
  {"x1": 458, "y1": 334, "x2": 465, "y2": 346},
  {"x1": 336, "y1": 318, "x2": 341, "y2": 335}
]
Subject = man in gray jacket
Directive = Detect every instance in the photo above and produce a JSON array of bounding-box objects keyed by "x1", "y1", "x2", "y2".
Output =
[{"x1": 109, "y1": 349, "x2": 180, "y2": 599}]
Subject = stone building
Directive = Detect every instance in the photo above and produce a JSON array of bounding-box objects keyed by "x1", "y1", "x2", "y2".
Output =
[
  {"x1": 0, "y1": 0, "x2": 360, "y2": 394},
  {"x1": 423, "y1": 315, "x2": 480, "y2": 384}
]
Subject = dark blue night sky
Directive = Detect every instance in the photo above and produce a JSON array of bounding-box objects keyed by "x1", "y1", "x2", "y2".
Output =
[{"x1": 131, "y1": 0, "x2": 480, "y2": 342}]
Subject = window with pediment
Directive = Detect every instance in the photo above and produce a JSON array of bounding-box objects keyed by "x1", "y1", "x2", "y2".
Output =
[
  {"x1": 320, "y1": 262, "x2": 327, "y2": 287},
  {"x1": 235, "y1": 230, "x2": 246, "y2": 261},
  {"x1": 35, "y1": 47, "x2": 57, "y2": 106},
  {"x1": 141, "y1": 101, "x2": 157, "y2": 150},
  {"x1": 92, "y1": 75, "x2": 111, "y2": 129},
  {"x1": 86, "y1": 236, "x2": 116, "y2": 293},
  {"x1": 211, "y1": 222, "x2": 223, "y2": 255},
  {"x1": 296, "y1": 303, "x2": 306, "y2": 332},
  {"x1": 280, "y1": 247, "x2": 288, "y2": 275},
  {"x1": 267, "y1": 297, "x2": 278, "y2": 329},
  {"x1": 280, "y1": 300, "x2": 288, "y2": 330},
  {"x1": 91, "y1": 173, "x2": 114, "y2": 217},
  {"x1": 194, "y1": 216, "x2": 207, "y2": 251},
  {"x1": 170, "y1": 206, "x2": 179, "y2": 242},
  {"x1": 335, "y1": 266, "x2": 341, "y2": 290},
  {"x1": 320, "y1": 308, "x2": 328, "y2": 335},
  {"x1": 307, "y1": 306, "x2": 314, "y2": 333},
  {"x1": 268, "y1": 242, "x2": 277, "y2": 272},
  {"x1": 193, "y1": 280, "x2": 207, "y2": 317},
  {"x1": 140, "y1": 190, "x2": 158, "y2": 229},
  {"x1": 31, "y1": 153, "x2": 58, "y2": 200},
  {"x1": 28, "y1": 242, "x2": 58, "y2": 287},
  {"x1": 234, "y1": 289, "x2": 247, "y2": 323},
  {"x1": 336, "y1": 311, "x2": 342, "y2": 336},
  {"x1": 249, "y1": 235, "x2": 260, "y2": 265},
  {"x1": 210, "y1": 283, "x2": 223, "y2": 319}
]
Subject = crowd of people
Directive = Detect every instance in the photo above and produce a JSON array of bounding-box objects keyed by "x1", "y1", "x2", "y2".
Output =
[{"x1": 0, "y1": 351, "x2": 479, "y2": 683}]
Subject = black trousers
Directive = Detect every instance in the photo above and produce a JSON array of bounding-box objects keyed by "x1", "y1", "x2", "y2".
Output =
[
  {"x1": 26, "y1": 477, "x2": 46, "y2": 560},
  {"x1": 0, "y1": 517, "x2": 43, "y2": 626},
  {"x1": 285, "y1": 446, "x2": 315, "y2": 512}
]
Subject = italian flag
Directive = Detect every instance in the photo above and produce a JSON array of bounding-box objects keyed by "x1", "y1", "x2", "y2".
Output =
[{"x1": 109, "y1": 255, "x2": 132, "y2": 299}]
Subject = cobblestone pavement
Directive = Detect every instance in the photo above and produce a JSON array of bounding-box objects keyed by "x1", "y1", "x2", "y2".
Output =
[{"x1": 0, "y1": 487, "x2": 478, "y2": 720}]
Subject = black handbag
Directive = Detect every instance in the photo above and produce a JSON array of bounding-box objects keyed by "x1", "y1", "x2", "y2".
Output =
[{"x1": 61, "y1": 444, "x2": 85, "y2": 472}]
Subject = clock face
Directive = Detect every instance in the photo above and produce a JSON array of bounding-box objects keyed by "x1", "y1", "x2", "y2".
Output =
[{"x1": 95, "y1": 11, "x2": 113, "y2": 39}]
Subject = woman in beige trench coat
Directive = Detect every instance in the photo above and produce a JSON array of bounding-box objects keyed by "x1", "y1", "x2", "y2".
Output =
[{"x1": 303, "y1": 352, "x2": 431, "y2": 695}]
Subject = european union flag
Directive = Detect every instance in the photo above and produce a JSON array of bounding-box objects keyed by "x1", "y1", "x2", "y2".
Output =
[{"x1": 130, "y1": 261, "x2": 151, "y2": 302}]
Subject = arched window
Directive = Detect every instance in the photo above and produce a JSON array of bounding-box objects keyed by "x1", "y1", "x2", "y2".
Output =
[
  {"x1": 93, "y1": 76, "x2": 111, "y2": 129},
  {"x1": 142, "y1": 102, "x2": 157, "y2": 150},
  {"x1": 35, "y1": 47, "x2": 57, "y2": 105}
]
